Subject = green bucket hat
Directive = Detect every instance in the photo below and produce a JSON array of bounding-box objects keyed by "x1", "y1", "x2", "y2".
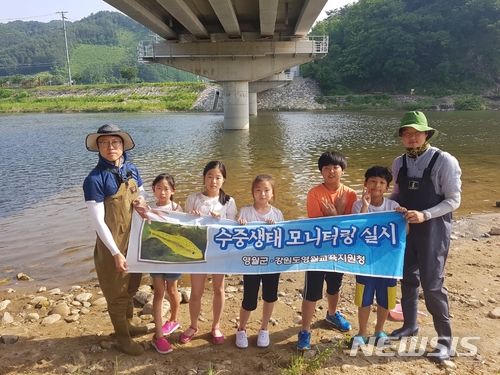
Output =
[{"x1": 397, "y1": 111, "x2": 438, "y2": 142}]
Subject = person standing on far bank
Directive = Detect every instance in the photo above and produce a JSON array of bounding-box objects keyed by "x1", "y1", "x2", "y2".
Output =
[
  {"x1": 389, "y1": 111, "x2": 462, "y2": 362},
  {"x1": 83, "y1": 124, "x2": 148, "y2": 356}
]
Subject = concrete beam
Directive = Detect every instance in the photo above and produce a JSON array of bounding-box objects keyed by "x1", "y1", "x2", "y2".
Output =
[
  {"x1": 157, "y1": 0, "x2": 210, "y2": 38},
  {"x1": 208, "y1": 0, "x2": 241, "y2": 37},
  {"x1": 154, "y1": 54, "x2": 316, "y2": 81},
  {"x1": 145, "y1": 39, "x2": 326, "y2": 81},
  {"x1": 249, "y1": 81, "x2": 289, "y2": 93},
  {"x1": 103, "y1": 0, "x2": 177, "y2": 39},
  {"x1": 259, "y1": 0, "x2": 279, "y2": 37},
  {"x1": 294, "y1": 0, "x2": 329, "y2": 36},
  {"x1": 150, "y1": 39, "x2": 325, "y2": 58}
]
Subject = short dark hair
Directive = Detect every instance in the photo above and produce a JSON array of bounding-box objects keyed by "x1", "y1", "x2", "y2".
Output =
[
  {"x1": 318, "y1": 151, "x2": 347, "y2": 171},
  {"x1": 364, "y1": 166, "x2": 393, "y2": 185}
]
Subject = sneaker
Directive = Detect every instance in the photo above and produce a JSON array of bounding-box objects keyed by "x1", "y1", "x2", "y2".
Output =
[
  {"x1": 347, "y1": 334, "x2": 367, "y2": 349},
  {"x1": 162, "y1": 321, "x2": 180, "y2": 336},
  {"x1": 325, "y1": 311, "x2": 352, "y2": 332},
  {"x1": 374, "y1": 331, "x2": 391, "y2": 346},
  {"x1": 235, "y1": 329, "x2": 248, "y2": 348},
  {"x1": 297, "y1": 330, "x2": 311, "y2": 350},
  {"x1": 257, "y1": 329, "x2": 270, "y2": 348},
  {"x1": 151, "y1": 335, "x2": 173, "y2": 354}
]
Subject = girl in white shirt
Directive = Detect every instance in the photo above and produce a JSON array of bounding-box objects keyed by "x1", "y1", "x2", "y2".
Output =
[
  {"x1": 235, "y1": 174, "x2": 284, "y2": 349},
  {"x1": 180, "y1": 161, "x2": 237, "y2": 345}
]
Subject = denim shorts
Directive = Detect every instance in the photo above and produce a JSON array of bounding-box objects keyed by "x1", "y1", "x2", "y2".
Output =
[{"x1": 150, "y1": 273, "x2": 182, "y2": 281}]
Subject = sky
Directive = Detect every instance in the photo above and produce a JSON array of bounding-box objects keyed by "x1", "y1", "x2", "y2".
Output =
[{"x1": 0, "y1": 0, "x2": 356, "y2": 23}]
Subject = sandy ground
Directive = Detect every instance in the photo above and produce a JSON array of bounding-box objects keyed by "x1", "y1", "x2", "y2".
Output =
[{"x1": 1, "y1": 212, "x2": 499, "y2": 375}]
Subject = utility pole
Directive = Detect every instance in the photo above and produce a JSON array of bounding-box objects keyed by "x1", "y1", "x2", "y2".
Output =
[{"x1": 57, "y1": 11, "x2": 72, "y2": 86}]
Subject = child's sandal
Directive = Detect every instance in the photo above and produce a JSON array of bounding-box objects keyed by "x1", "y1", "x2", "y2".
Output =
[
  {"x1": 212, "y1": 327, "x2": 225, "y2": 345},
  {"x1": 180, "y1": 326, "x2": 198, "y2": 344}
]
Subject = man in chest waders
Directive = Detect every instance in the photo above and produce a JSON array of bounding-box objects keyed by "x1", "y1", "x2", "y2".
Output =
[
  {"x1": 389, "y1": 111, "x2": 462, "y2": 362},
  {"x1": 83, "y1": 124, "x2": 148, "y2": 356}
]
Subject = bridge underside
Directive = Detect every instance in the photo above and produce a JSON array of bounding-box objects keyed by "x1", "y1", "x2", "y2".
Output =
[
  {"x1": 140, "y1": 38, "x2": 327, "y2": 129},
  {"x1": 105, "y1": 0, "x2": 329, "y2": 129}
]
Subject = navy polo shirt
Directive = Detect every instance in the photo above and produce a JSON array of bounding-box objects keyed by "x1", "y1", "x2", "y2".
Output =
[{"x1": 83, "y1": 153, "x2": 143, "y2": 203}]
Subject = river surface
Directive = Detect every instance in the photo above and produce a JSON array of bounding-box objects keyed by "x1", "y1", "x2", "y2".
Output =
[{"x1": 0, "y1": 111, "x2": 498, "y2": 289}]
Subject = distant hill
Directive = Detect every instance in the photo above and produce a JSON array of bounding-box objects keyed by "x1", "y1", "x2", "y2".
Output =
[{"x1": 0, "y1": 11, "x2": 196, "y2": 83}]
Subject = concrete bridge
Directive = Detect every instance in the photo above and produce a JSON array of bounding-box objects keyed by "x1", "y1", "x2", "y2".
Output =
[{"x1": 103, "y1": 0, "x2": 329, "y2": 129}]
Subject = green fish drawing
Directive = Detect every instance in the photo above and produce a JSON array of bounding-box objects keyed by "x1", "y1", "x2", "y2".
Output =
[{"x1": 142, "y1": 225, "x2": 203, "y2": 260}]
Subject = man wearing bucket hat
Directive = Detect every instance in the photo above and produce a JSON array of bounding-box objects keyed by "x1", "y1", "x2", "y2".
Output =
[
  {"x1": 389, "y1": 111, "x2": 462, "y2": 362},
  {"x1": 83, "y1": 124, "x2": 148, "y2": 356}
]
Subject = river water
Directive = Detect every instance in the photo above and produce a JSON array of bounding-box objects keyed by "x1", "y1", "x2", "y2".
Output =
[{"x1": 0, "y1": 111, "x2": 498, "y2": 289}]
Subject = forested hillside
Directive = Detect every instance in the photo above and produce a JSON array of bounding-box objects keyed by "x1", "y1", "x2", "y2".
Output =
[
  {"x1": 0, "y1": 11, "x2": 196, "y2": 84},
  {"x1": 304, "y1": 0, "x2": 500, "y2": 96}
]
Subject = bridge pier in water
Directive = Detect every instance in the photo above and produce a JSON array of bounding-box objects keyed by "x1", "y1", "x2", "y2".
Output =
[{"x1": 222, "y1": 81, "x2": 249, "y2": 130}]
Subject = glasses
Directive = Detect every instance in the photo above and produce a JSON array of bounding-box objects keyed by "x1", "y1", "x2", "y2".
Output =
[
  {"x1": 98, "y1": 140, "x2": 122, "y2": 149},
  {"x1": 401, "y1": 131, "x2": 424, "y2": 138}
]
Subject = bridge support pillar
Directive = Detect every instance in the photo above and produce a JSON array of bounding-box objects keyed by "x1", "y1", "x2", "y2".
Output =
[
  {"x1": 222, "y1": 81, "x2": 249, "y2": 130},
  {"x1": 249, "y1": 92, "x2": 257, "y2": 116}
]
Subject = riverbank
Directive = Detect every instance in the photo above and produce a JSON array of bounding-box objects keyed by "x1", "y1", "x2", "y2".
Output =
[
  {"x1": 1, "y1": 80, "x2": 499, "y2": 113},
  {"x1": 1, "y1": 213, "x2": 500, "y2": 375}
]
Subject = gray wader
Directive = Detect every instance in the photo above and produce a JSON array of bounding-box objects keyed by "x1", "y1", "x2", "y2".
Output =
[
  {"x1": 94, "y1": 177, "x2": 145, "y2": 356},
  {"x1": 396, "y1": 150, "x2": 452, "y2": 348}
]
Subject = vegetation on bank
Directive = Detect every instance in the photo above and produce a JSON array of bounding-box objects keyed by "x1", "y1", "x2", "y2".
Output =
[
  {"x1": 315, "y1": 93, "x2": 488, "y2": 111},
  {"x1": 0, "y1": 82, "x2": 206, "y2": 113},
  {"x1": 0, "y1": 12, "x2": 197, "y2": 84},
  {"x1": 0, "y1": 83, "x2": 492, "y2": 113},
  {"x1": 304, "y1": 0, "x2": 500, "y2": 96}
]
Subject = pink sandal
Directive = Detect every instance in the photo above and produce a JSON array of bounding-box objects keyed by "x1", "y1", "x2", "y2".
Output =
[
  {"x1": 180, "y1": 326, "x2": 198, "y2": 344},
  {"x1": 212, "y1": 327, "x2": 224, "y2": 345}
]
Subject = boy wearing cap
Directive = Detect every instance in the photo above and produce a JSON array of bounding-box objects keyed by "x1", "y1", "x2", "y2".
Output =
[
  {"x1": 83, "y1": 124, "x2": 148, "y2": 356},
  {"x1": 389, "y1": 111, "x2": 462, "y2": 362}
]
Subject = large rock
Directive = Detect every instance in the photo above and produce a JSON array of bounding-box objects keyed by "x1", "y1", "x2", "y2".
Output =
[
  {"x1": 75, "y1": 293, "x2": 93, "y2": 302},
  {"x1": 30, "y1": 296, "x2": 48, "y2": 305},
  {"x1": 489, "y1": 307, "x2": 500, "y2": 319},
  {"x1": 490, "y1": 226, "x2": 500, "y2": 235},
  {"x1": 1, "y1": 311, "x2": 14, "y2": 324},
  {"x1": 0, "y1": 300, "x2": 11, "y2": 311},
  {"x1": 134, "y1": 290, "x2": 153, "y2": 305},
  {"x1": 50, "y1": 303, "x2": 70, "y2": 318},
  {"x1": 1, "y1": 335, "x2": 19, "y2": 344},
  {"x1": 41, "y1": 314, "x2": 61, "y2": 325}
]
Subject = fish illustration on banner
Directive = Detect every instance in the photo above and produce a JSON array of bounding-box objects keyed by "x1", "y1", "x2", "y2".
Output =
[{"x1": 127, "y1": 210, "x2": 407, "y2": 278}]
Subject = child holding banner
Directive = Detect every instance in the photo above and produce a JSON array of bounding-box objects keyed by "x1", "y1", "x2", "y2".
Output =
[
  {"x1": 149, "y1": 173, "x2": 183, "y2": 354},
  {"x1": 350, "y1": 166, "x2": 407, "y2": 349},
  {"x1": 181, "y1": 161, "x2": 237, "y2": 345},
  {"x1": 235, "y1": 174, "x2": 284, "y2": 349},
  {"x1": 298, "y1": 151, "x2": 357, "y2": 350}
]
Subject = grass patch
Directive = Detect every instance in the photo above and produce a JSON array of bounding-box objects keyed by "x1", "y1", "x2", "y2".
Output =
[
  {"x1": 454, "y1": 95, "x2": 486, "y2": 110},
  {"x1": 281, "y1": 345, "x2": 336, "y2": 375},
  {"x1": 399, "y1": 97, "x2": 437, "y2": 111},
  {"x1": 317, "y1": 94, "x2": 396, "y2": 110},
  {"x1": 0, "y1": 82, "x2": 206, "y2": 113}
]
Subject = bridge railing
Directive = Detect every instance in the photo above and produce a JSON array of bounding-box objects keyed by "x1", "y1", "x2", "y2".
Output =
[{"x1": 138, "y1": 36, "x2": 328, "y2": 61}]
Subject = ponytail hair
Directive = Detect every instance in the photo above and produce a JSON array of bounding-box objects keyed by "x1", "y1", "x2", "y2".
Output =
[{"x1": 203, "y1": 160, "x2": 231, "y2": 205}]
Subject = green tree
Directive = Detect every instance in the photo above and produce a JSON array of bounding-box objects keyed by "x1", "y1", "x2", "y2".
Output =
[{"x1": 120, "y1": 66, "x2": 138, "y2": 81}]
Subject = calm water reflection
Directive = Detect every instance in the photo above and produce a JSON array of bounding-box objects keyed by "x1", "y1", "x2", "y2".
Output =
[{"x1": 0, "y1": 111, "x2": 498, "y2": 288}]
